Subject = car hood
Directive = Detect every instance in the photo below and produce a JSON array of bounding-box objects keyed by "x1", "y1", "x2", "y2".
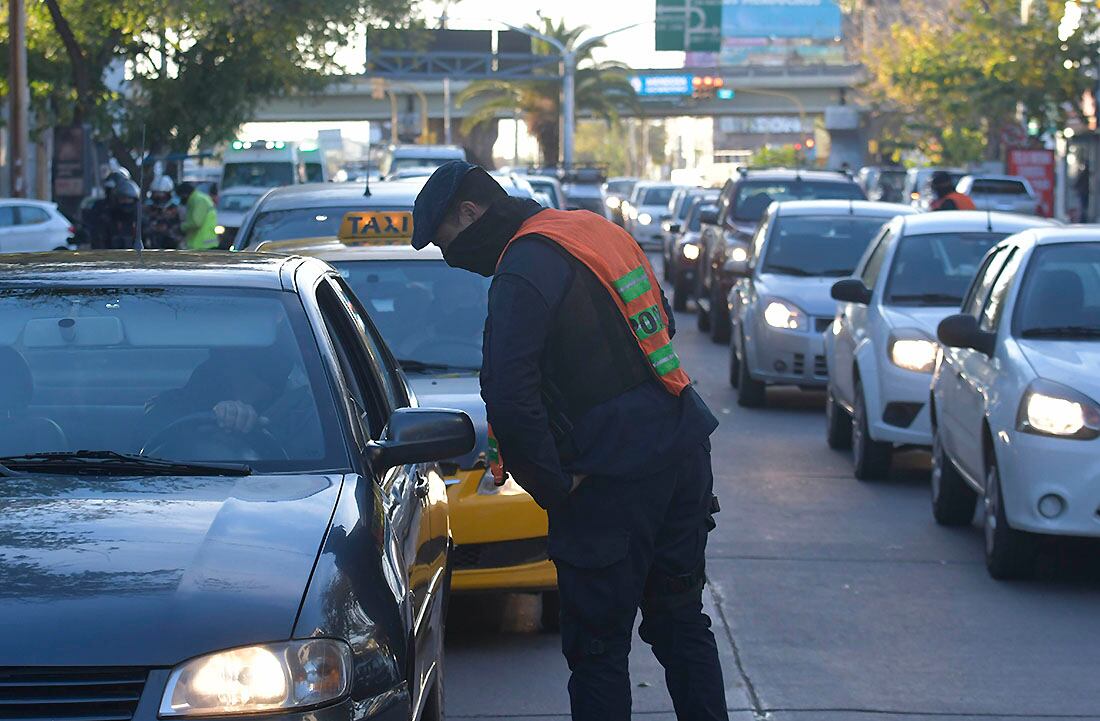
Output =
[
  {"x1": 881, "y1": 305, "x2": 955, "y2": 337},
  {"x1": 1018, "y1": 341, "x2": 1100, "y2": 398},
  {"x1": 0, "y1": 473, "x2": 342, "y2": 666},
  {"x1": 757, "y1": 274, "x2": 842, "y2": 318},
  {"x1": 408, "y1": 372, "x2": 487, "y2": 470}
]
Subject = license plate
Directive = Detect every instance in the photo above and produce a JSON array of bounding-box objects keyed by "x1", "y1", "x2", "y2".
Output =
[{"x1": 338, "y1": 211, "x2": 414, "y2": 244}]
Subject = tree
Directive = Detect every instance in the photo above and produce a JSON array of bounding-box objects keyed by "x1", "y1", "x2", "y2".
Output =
[
  {"x1": 457, "y1": 17, "x2": 638, "y2": 167},
  {"x1": 0, "y1": 0, "x2": 418, "y2": 178},
  {"x1": 864, "y1": 0, "x2": 1100, "y2": 163}
]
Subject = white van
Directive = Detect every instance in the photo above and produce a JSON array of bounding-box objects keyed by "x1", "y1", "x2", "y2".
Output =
[
  {"x1": 380, "y1": 145, "x2": 466, "y2": 179},
  {"x1": 221, "y1": 140, "x2": 305, "y2": 190}
]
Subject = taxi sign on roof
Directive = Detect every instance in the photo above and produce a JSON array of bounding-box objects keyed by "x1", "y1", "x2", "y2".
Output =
[{"x1": 338, "y1": 211, "x2": 414, "y2": 245}]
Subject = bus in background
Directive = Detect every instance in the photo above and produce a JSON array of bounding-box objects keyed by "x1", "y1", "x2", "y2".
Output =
[{"x1": 221, "y1": 140, "x2": 305, "y2": 190}]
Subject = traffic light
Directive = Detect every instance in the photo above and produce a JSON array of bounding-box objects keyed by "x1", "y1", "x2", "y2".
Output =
[{"x1": 692, "y1": 75, "x2": 724, "y2": 100}]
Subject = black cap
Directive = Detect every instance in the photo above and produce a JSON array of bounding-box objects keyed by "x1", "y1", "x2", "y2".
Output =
[{"x1": 411, "y1": 160, "x2": 478, "y2": 249}]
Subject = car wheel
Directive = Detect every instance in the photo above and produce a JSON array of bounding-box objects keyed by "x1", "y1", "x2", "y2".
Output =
[
  {"x1": 930, "y1": 429, "x2": 977, "y2": 526},
  {"x1": 851, "y1": 380, "x2": 891, "y2": 481},
  {"x1": 728, "y1": 338, "x2": 740, "y2": 388},
  {"x1": 672, "y1": 275, "x2": 689, "y2": 312},
  {"x1": 696, "y1": 282, "x2": 712, "y2": 332},
  {"x1": 984, "y1": 457, "x2": 1036, "y2": 580},
  {"x1": 736, "y1": 334, "x2": 766, "y2": 407},
  {"x1": 710, "y1": 285, "x2": 731, "y2": 344},
  {"x1": 540, "y1": 590, "x2": 560, "y2": 633},
  {"x1": 825, "y1": 385, "x2": 852, "y2": 450}
]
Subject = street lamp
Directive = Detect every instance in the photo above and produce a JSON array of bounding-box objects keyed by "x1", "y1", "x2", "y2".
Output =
[{"x1": 499, "y1": 21, "x2": 648, "y2": 169}]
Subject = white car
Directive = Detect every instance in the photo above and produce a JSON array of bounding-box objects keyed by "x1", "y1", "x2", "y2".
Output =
[
  {"x1": 824, "y1": 211, "x2": 1055, "y2": 480},
  {"x1": 625, "y1": 182, "x2": 680, "y2": 250},
  {"x1": 214, "y1": 186, "x2": 267, "y2": 248},
  {"x1": 931, "y1": 227, "x2": 1100, "y2": 579},
  {"x1": 0, "y1": 199, "x2": 74, "y2": 253},
  {"x1": 729, "y1": 200, "x2": 916, "y2": 408}
]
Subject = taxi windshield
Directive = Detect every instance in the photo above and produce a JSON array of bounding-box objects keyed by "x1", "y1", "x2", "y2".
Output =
[
  {"x1": 761, "y1": 215, "x2": 889, "y2": 277},
  {"x1": 249, "y1": 206, "x2": 409, "y2": 245},
  {"x1": 0, "y1": 287, "x2": 345, "y2": 472},
  {"x1": 885, "y1": 232, "x2": 1007, "y2": 306},
  {"x1": 333, "y1": 259, "x2": 491, "y2": 372}
]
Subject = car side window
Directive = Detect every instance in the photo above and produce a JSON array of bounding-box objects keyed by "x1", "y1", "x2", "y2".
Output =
[
  {"x1": 17, "y1": 206, "x2": 50, "y2": 225},
  {"x1": 716, "y1": 182, "x2": 733, "y2": 226},
  {"x1": 329, "y1": 275, "x2": 410, "y2": 409},
  {"x1": 749, "y1": 216, "x2": 770, "y2": 267},
  {"x1": 962, "y1": 248, "x2": 1009, "y2": 318},
  {"x1": 980, "y1": 249, "x2": 1023, "y2": 333},
  {"x1": 0, "y1": 207, "x2": 15, "y2": 228},
  {"x1": 859, "y1": 229, "x2": 893, "y2": 288}
]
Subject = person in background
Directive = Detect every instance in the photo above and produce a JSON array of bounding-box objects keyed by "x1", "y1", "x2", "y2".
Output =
[
  {"x1": 929, "y1": 170, "x2": 976, "y2": 211},
  {"x1": 144, "y1": 176, "x2": 182, "y2": 249},
  {"x1": 1075, "y1": 161, "x2": 1090, "y2": 222},
  {"x1": 177, "y1": 181, "x2": 219, "y2": 250}
]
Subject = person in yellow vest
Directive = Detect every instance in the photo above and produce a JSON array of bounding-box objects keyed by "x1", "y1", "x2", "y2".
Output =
[
  {"x1": 176, "y1": 182, "x2": 219, "y2": 250},
  {"x1": 413, "y1": 162, "x2": 727, "y2": 721}
]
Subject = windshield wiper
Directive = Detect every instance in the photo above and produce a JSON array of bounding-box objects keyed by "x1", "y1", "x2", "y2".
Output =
[
  {"x1": 0, "y1": 451, "x2": 251, "y2": 477},
  {"x1": 889, "y1": 293, "x2": 962, "y2": 305},
  {"x1": 398, "y1": 359, "x2": 480, "y2": 373},
  {"x1": 1020, "y1": 326, "x2": 1100, "y2": 339},
  {"x1": 761, "y1": 265, "x2": 813, "y2": 277}
]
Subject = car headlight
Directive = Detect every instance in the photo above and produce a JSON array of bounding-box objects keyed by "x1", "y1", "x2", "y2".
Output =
[
  {"x1": 888, "y1": 333, "x2": 937, "y2": 373},
  {"x1": 1017, "y1": 379, "x2": 1100, "y2": 439},
  {"x1": 682, "y1": 243, "x2": 700, "y2": 260},
  {"x1": 763, "y1": 299, "x2": 806, "y2": 331},
  {"x1": 159, "y1": 639, "x2": 352, "y2": 717},
  {"x1": 215, "y1": 225, "x2": 226, "y2": 235},
  {"x1": 638, "y1": 213, "x2": 652, "y2": 225},
  {"x1": 727, "y1": 246, "x2": 748, "y2": 263},
  {"x1": 605, "y1": 196, "x2": 621, "y2": 210}
]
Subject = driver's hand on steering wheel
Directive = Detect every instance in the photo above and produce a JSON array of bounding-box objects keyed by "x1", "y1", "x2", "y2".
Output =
[{"x1": 213, "y1": 400, "x2": 263, "y2": 434}]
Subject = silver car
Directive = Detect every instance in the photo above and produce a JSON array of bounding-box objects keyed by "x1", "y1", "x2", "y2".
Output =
[
  {"x1": 625, "y1": 182, "x2": 681, "y2": 250},
  {"x1": 956, "y1": 174, "x2": 1040, "y2": 215},
  {"x1": 727, "y1": 200, "x2": 917, "y2": 407}
]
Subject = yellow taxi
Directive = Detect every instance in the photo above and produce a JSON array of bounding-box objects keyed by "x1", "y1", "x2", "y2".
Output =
[{"x1": 242, "y1": 181, "x2": 558, "y2": 616}]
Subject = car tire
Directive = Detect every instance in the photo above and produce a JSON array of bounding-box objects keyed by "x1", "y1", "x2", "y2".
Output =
[
  {"x1": 736, "y1": 335, "x2": 766, "y2": 407},
  {"x1": 540, "y1": 590, "x2": 561, "y2": 633},
  {"x1": 710, "y1": 285, "x2": 731, "y2": 344},
  {"x1": 852, "y1": 380, "x2": 891, "y2": 481},
  {"x1": 672, "y1": 275, "x2": 689, "y2": 312},
  {"x1": 984, "y1": 457, "x2": 1036, "y2": 580},
  {"x1": 728, "y1": 339, "x2": 740, "y2": 388},
  {"x1": 930, "y1": 430, "x2": 978, "y2": 526},
  {"x1": 825, "y1": 385, "x2": 852, "y2": 450},
  {"x1": 696, "y1": 284, "x2": 712, "y2": 332}
]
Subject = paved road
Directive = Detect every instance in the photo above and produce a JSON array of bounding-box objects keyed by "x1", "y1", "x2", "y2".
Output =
[{"x1": 446, "y1": 291, "x2": 1100, "y2": 720}]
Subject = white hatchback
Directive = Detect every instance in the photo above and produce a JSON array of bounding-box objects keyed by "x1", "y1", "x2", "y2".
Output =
[
  {"x1": 0, "y1": 200, "x2": 74, "y2": 253},
  {"x1": 824, "y1": 212, "x2": 1055, "y2": 480},
  {"x1": 931, "y1": 228, "x2": 1100, "y2": 579}
]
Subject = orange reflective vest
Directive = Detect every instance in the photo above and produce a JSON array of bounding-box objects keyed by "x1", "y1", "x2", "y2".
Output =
[
  {"x1": 930, "y1": 192, "x2": 977, "y2": 211},
  {"x1": 487, "y1": 209, "x2": 691, "y2": 484}
]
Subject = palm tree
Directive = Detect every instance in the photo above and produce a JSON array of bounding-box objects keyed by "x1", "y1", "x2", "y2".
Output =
[{"x1": 458, "y1": 18, "x2": 638, "y2": 167}]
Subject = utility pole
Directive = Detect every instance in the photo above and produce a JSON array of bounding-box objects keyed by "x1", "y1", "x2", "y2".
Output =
[{"x1": 8, "y1": 0, "x2": 30, "y2": 197}]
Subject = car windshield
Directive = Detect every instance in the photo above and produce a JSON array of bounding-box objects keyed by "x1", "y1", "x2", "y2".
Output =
[
  {"x1": 222, "y1": 162, "x2": 296, "y2": 189},
  {"x1": 0, "y1": 287, "x2": 344, "y2": 472},
  {"x1": 606, "y1": 180, "x2": 635, "y2": 196},
  {"x1": 333, "y1": 259, "x2": 491, "y2": 371},
  {"x1": 567, "y1": 196, "x2": 605, "y2": 214},
  {"x1": 733, "y1": 180, "x2": 864, "y2": 222},
  {"x1": 885, "y1": 232, "x2": 1007, "y2": 306},
  {"x1": 1015, "y1": 243, "x2": 1100, "y2": 339},
  {"x1": 642, "y1": 187, "x2": 675, "y2": 206},
  {"x1": 218, "y1": 192, "x2": 263, "y2": 212},
  {"x1": 761, "y1": 215, "x2": 890, "y2": 277},
  {"x1": 247, "y1": 205, "x2": 410, "y2": 244}
]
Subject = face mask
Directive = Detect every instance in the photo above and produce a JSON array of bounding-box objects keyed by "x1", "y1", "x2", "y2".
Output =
[{"x1": 442, "y1": 234, "x2": 502, "y2": 277}]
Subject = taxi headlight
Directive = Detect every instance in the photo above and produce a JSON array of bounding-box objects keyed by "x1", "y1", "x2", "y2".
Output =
[
  {"x1": 215, "y1": 225, "x2": 226, "y2": 235},
  {"x1": 763, "y1": 299, "x2": 806, "y2": 331},
  {"x1": 638, "y1": 213, "x2": 653, "y2": 225},
  {"x1": 888, "y1": 333, "x2": 937, "y2": 373},
  {"x1": 605, "y1": 196, "x2": 621, "y2": 210},
  {"x1": 159, "y1": 640, "x2": 351, "y2": 717},
  {"x1": 682, "y1": 243, "x2": 701, "y2": 260},
  {"x1": 1017, "y1": 380, "x2": 1100, "y2": 439},
  {"x1": 477, "y1": 469, "x2": 525, "y2": 495}
]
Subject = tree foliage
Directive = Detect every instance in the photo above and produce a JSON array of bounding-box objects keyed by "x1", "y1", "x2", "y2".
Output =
[
  {"x1": 864, "y1": 0, "x2": 1100, "y2": 163},
  {"x1": 0, "y1": 0, "x2": 418, "y2": 176},
  {"x1": 457, "y1": 17, "x2": 638, "y2": 167}
]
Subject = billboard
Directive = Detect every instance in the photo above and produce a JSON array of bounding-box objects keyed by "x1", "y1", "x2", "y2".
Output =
[
  {"x1": 656, "y1": 0, "x2": 723, "y2": 51},
  {"x1": 721, "y1": 0, "x2": 842, "y2": 39},
  {"x1": 630, "y1": 74, "x2": 695, "y2": 96},
  {"x1": 1007, "y1": 149, "x2": 1055, "y2": 218}
]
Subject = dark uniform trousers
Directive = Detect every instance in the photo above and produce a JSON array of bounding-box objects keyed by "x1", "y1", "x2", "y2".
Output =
[{"x1": 546, "y1": 440, "x2": 728, "y2": 721}]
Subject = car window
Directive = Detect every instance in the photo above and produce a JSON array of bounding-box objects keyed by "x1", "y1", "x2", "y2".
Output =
[
  {"x1": 605, "y1": 180, "x2": 635, "y2": 196},
  {"x1": 0, "y1": 207, "x2": 13, "y2": 228},
  {"x1": 246, "y1": 205, "x2": 410, "y2": 245},
  {"x1": 222, "y1": 162, "x2": 296, "y2": 189},
  {"x1": 962, "y1": 248, "x2": 1011, "y2": 317},
  {"x1": 0, "y1": 286, "x2": 345, "y2": 472},
  {"x1": 972, "y1": 179, "x2": 1029, "y2": 196},
  {"x1": 1013, "y1": 242, "x2": 1100, "y2": 338},
  {"x1": 17, "y1": 206, "x2": 50, "y2": 225},
  {"x1": 642, "y1": 187, "x2": 675, "y2": 206},
  {"x1": 688, "y1": 204, "x2": 715, "y2": 233},
  {"x1": 749, "y1": 217, "x2": 770, "y2": 266},
  {"x1": 884, "y1": 232, "x2": 1007, "y2": 306},
  {"x1": 980, "y1": 249, "x2": 1023, "y2": 332},
  {"x1": 218, "y1": 192, "x2": 264, "y2": 212},
  {"x1": 760, "y1": 215, "x2": 889, "y2": 277},
  {"x1": 859, "y1": 228, "x2": 893, "y2": 288},
  {"x1": 329, "y1": 275, "x2": 408, "y2": 410},
  {"x1": 731, "y1": 180, "x2": 864, "y2": 223}
]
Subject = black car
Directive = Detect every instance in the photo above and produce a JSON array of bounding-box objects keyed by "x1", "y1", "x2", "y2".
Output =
[
  {"x1": 696, "y1": 169, "x2": 866, "y2": 344},
  {"x1": 0, "y1": 252, "x2": 473, "y2": 721}
]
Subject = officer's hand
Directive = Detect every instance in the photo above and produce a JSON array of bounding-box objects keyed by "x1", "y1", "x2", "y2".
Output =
[{"x1": 213, "y1": 400, "x2": 259, "y2": 433}]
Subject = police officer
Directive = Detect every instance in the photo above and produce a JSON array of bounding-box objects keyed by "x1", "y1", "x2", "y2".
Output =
[
  {"x1": 107, "y1": 179, "x2": 141, "y2": 249},
  {"x1": 929, "y1": 170, "x2": 976, "y2": 211},
  {"x1": 144, "y1": 176, "x2": 183, "y2": 249},
  {"x1": 176, "y1": 182, "x2": 219, "y2": 250},
  {"x1": 412, "y1": 162, "x2": 727, "y2": 721}
]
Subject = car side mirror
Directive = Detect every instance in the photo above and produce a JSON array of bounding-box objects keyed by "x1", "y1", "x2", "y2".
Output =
[
  {"x1": 937, "y1": 314, "x2": 996, "y2": 356},
  {"x1": 367, "y1": 408, "x2": 475, "y2": 469},
  {"x1": 831, "y1": 279, "x2": 872, "y2": 305},
  {"x1": 668, "y1": 223, "x2": 682, "y2": 234},
  {"x1": 699, "y1": 209, "x2": 719, "y2": 225},
  {"x1": 723, "y1": 259, "x2": 750, "y2": 277}
]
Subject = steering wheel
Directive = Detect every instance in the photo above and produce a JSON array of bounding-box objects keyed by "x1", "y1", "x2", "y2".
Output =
[
  {"x1": 405, "y1": 338, "x2": 483, "y2": 366},
  {"x1": 142, "y1": 411, "x2": 289, "y2": 462}
]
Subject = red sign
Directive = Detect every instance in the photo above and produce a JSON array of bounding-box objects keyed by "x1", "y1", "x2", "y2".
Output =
[{"x1": 1007, "y1": 148, "x2": 1055, "y2": 217}]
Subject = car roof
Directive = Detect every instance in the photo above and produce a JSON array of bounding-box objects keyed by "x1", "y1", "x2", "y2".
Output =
[
  {"x1": 257, "y1": 181, "x2": 424, "y2": 212},
  {"x1": 897, "y1": 211, "x2": 1056, "y2": 236},
  {"x1": 1010, "y1": 226, "x2": 1100, "y2": 248},
  {"x1": 0, "y1": 198, "x2": 55, "y2": 207},
  {"x1": 289, "y1": 243, "x2": 443, "y2": 263},
  {"x1": 961, "y1": 174, "x2": 1029, "y2": 182},
  {"x1": 735, "y1": 169, "x2": 856, "y2": 183},
  {"x1": 0, "y1": 251, "x2": 301, "y2": 290},
  {"x1": 774, "y1": 200, "x2": 916, "y2": 217}
]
